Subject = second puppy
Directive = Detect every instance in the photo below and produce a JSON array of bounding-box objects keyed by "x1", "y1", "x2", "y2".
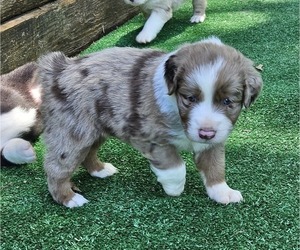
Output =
[
  {"x1": 39, "y1": 37, "x2": 262, "y2": 208},
  {"x1": 124, "y1": 0, "x2": 207, "y2": 43},
  {"x1": 1, "y1": 63, "x2": 42, "y2": 166}
]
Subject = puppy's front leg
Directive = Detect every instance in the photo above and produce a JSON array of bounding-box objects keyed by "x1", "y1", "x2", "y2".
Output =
[
  {"x1": 195, "y1": 144, "x2": 243, "y2": 204},
  {"x1": 151, "y1": 163, "x2": 186, "y2": 196},
  {"x1": 135, "y1": 142, "x2": 186, "y2": 195},
  {"x1": 136, "y1": 8, "x2": 172, "y2": 43}
]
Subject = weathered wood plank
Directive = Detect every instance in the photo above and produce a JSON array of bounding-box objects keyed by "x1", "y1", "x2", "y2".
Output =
[
  {"x1": 0, "y1": 0, "x2": 138, "y2": 73},
  {"x1": 0, "y1": 0, "x2": 54, "y2": 23}
]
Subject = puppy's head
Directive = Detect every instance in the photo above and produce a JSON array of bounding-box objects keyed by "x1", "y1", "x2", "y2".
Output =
[
  {"x1": 164, "y1": 38, "x2": 262, "y2": 144},
  {"x1": 124, "y1": 0, "x2": 147, "y2": 6}
]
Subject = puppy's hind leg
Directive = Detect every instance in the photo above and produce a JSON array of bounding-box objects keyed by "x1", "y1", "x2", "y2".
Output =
[
  {"x1": 82, "y1": 138, "x2": 118, "y2": 178},
  {"x1": 44, "y1": 146, "x2": 91, "y2": 208}
]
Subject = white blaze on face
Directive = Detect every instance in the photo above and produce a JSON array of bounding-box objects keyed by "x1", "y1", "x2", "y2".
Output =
[{"x1": 186, "y1": 58, "x2": 233, "y2": 144}]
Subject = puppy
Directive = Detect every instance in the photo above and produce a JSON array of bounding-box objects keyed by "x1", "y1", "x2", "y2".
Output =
[
  {"x1": 1, "y1": 63, "x2": 42, "y2": 166},
  {"x1": 124, "y1": 0, "x2": 207, "y2": 43},
  {"x1": 38, "y1": 37, "x2": 262, "y2": 208}
]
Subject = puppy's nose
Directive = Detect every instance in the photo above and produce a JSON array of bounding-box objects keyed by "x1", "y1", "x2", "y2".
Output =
[{"x1": 199, "y1": 129, "x2": 216, "y2": 140}]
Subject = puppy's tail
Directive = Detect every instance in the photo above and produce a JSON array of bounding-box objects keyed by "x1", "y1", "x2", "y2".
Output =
[{"x1": 38, "y1": 52, "x2": 72, "y2": 88}]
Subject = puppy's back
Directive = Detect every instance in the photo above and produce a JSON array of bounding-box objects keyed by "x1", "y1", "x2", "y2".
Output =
[{"x1": 38, "y1": 48, "x2": 167, "y2": 142}]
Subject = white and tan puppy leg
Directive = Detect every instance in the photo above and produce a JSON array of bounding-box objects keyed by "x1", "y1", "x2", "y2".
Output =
[
  {"x1": 136, "y1": 9, "x2": 172, "y2": 43},
  {"x1": 133, "y1": 142, "x2": 186, "y2": 196},
  {"x1": 195, "y1": 144, "x2": 243, "y2": 204},
  {"x1": 151, "y1": 164, "x2": 186, "y2": 196},
  {"x1": 2, "y1": 138, "x2": 36, "y2": 164}
]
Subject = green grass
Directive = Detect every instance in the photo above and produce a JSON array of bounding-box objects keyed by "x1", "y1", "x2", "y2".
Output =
[{"x1": 1, "y1": 0, "x2": 299, "y2": 249}]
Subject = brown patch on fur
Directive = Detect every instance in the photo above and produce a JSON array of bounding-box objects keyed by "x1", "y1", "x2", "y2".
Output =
[
  {"x1": 164, "y1": 55, "x2": 178, "y2": 95},
  {"x1": 176, "y1": 80, "x2": 204, "y2": 126},
  {"x1": 195, "y1": 144, "x2": 225, "y2": 186},
  {"x1": 51, "y1": 82, "x2": 68, "y2": 102},
  {"x1": 80, "y1": 68, "x2": 89, "y2": 78},
  {"x1": 95, "y1": 98, "x2": 115, "y2": 119},
  {"x1": 243, "y1": 66, "x2": 263, "y2": 108},
  {"x1": 213, "y1": 65, "x2": 244, "y2": 124},
  {"x1": 125, "y1": 51, "x2": 165, "y2": 136}
]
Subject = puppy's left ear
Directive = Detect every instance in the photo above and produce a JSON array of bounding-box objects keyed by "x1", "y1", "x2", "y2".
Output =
[
  {"x1": 164, "y1": 55, "x2": 178, "y2": 95},
  {"x1": 243, "y1": 66, "x2": 263, "y2": 108}
]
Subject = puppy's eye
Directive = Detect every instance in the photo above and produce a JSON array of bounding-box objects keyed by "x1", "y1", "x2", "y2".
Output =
[
  {"x1": 223, "y1": 98, "x2": 232, "y2": 106},
  {"x1": 187, "y1": 96, "x2": 197, "y2": 103}
]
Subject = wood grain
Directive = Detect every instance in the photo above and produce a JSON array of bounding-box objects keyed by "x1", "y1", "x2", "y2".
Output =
[
  {"x1": 0, "y1": 0, "x2": 138, "y2": 73},
  {"x1": 0, "y1": 0, "x2": 53, "y2": 23}
]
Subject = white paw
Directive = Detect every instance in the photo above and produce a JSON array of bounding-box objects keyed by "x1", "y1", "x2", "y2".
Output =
[
  {"x1": 90, "y1": 163, "x2": 118, "y2": 178},
  {"x1": 64, "y1": 193, "x2": 89, "y2": 208},
  {"x1": 206, "y1": 182, "x2": 243, "y2": 204},
  {"x1": 136, "y1": 30, "x2": 157, "y2": 43},
  {"x1": 2, "y1": 138, "x2": 36, "y2": 164},
  {"x1": 190, "y1": 14, "x2": 206, "y2": 23},
  {"x1": 162, "y1": 178, "x2": 185, "y2": 196},
  {"x1": 151, "y1": 164, "x2": 186, "y2": 196}
]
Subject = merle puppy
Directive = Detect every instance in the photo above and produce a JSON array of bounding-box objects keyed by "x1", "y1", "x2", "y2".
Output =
[{"x1": 39, "y1": 37, "x2": 262, "y2": 207}]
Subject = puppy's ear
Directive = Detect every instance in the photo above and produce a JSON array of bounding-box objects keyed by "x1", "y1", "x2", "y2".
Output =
[
  {"x1": 164, "y1": 55, "x2": 178, "y2": 95},
  {"x1": 243, "y1": 66, "x2": 263, "y2": 108}
]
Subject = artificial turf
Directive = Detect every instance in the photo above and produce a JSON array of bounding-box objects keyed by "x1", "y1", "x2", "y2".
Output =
[{"x1": 1, "y1": 0, "x2": 299, "y2": 249}]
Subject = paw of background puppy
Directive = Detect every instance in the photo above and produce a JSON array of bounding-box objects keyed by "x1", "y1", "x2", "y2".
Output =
[
  {"x1": 2, "y1": 138, "x2": 36, "y2": 164},
  {"x1": 136, "y1": 30, "x2": 158, "y2": 43},
  {"x1": 190, "y1": 14, "x2": 206, "y2": 23}
]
